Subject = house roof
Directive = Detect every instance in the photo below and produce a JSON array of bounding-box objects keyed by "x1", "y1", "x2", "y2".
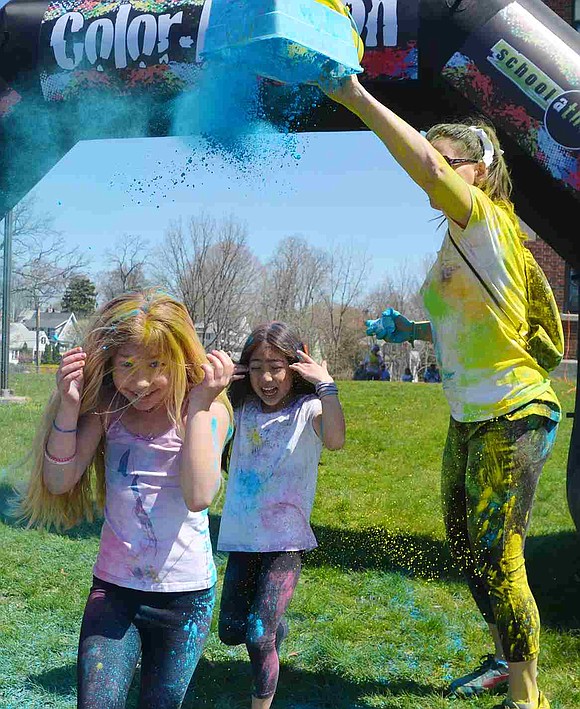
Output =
[
  {"x1": 0, "y1": 322, "x2": 48, "y2": 349},
  {"x1": 23, "y1": 312, "x2": 75, "y2": 330}
]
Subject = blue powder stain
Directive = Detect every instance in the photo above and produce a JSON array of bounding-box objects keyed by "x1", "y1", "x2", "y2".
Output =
[
  {"x1": 441, "y1": 661, "x2": 454, "y2": 681},
  {"x1": 237, "y1": 469, "x2": 262, "y2": 498},
  {"x1": 247, "y1": 613, "x2": 265, "y2": 641},
  {"x1": 184, "y1": 618, "x2": 200, "y2": 654},
  {"x1": 184, "y1": 619, "x2": 198, "y2": 634}
]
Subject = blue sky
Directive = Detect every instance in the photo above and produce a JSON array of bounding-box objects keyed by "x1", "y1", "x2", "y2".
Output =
[{"x1": 28, "y1": 129, "x2": 440, "y2": 285}]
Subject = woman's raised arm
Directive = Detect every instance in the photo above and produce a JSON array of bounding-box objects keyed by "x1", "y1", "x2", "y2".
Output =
[{"x1": 325, "y1": 76, "x2": 474, "y2": 227}]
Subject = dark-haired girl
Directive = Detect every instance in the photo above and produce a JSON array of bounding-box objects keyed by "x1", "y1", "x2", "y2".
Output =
[{"x1": 217, "y1": 321, "x2": 345, "y2": 709}]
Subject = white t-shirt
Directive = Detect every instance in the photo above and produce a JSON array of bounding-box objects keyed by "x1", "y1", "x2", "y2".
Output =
[
  {"x1": 218, "y1": 395, "x2": 323, "y2": 552},
  {"x1": 420, "y1": 186, "x2": 558, "y2": 422}
]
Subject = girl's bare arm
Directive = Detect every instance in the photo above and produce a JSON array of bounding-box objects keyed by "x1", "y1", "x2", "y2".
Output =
[
  {"x1": 313, "y1": 394, "x2": 345, "y2": 451},
  {"x1": 43, "y1": 347, "x2": 104, "y2": 494},
  {"x1": 180, "y1": 400, "x2": 231, "y2": 512},
  {"x1": 179, "y1": 350, "x2": 234, "y2": 512},
  {"x1": 43, "y1": 407, "x2": 103, "y2": 495},
  {"x1": 289, "y1": 351, "x2": 345, "y2": 450}
]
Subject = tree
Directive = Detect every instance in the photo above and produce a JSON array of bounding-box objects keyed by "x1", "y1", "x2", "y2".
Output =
[
  {"x1": 259, "y1": 235, "x2": 328, "y2": 348},
  {"x1": 9, "y1": 206, "x2": 86, "y2": 370},
  {"x1": 318, "y1": 244, "x2": 368, "y2": 375},
  {"x1": 41, "y1": 343, "x2": 60, "y2": 364},
  {"x1": 61, "y1": 275, "x2": 97, "y2": 316},
  {"x1": 1, "y1": 195, "x2": 62, "y2": 320},
  {"x1": 99, "y1": 234, "x2": 150, "y2": 300},
  {"x1": 155, "y1": 214, "x2": 261, "y2": 352}
]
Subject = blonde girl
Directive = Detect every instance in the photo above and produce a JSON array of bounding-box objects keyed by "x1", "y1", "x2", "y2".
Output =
[
  {"x1": 324, "y1": 77, "x2": 561, "y2": 709},
  {"x1": 20, "y1": 289, "x2": 234, "y2": 709}
]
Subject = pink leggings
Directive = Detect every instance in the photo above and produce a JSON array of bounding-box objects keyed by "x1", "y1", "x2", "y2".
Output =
[{"x1": 218, "y1": 551, "x2": 302, "y2": 698}]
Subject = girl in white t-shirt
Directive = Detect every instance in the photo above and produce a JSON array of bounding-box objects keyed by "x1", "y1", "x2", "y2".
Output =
[{"x1": 217, "y1": 321, "x2": 345, "y2": 709}]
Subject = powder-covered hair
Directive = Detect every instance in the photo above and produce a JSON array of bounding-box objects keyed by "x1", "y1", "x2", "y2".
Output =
[
  {"x1": 425, "y1": 120, "x2": 525, "y2": 239},
  {"x1": 228, "y1": 321, "x2": 315, "y2": 409},
  {"x1": 19, "y1": 288, "x2": 233, "y2": 529}
]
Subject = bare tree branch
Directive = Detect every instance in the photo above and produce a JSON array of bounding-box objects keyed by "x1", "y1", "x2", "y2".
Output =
[
  {"x1": 99, "y1": 234, "x2": 150, "y2": 300},
  {"x1": 155, "y1": 214, "x2": 260, "y2": 351},
  {"x1": 319, "y1": 244, "x2": 368, "y2": 374}
]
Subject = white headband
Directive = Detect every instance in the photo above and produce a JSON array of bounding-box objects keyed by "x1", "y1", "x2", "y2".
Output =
[{"x1": 469, "y1": 126, "x2": 497, "y2": 167}]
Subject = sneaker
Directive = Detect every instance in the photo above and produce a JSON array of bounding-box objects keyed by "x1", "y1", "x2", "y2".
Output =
[
  {"x1": 447, "y1": 654, "x2": 509, "y2": 698},
  {"x1": 500, "y1": 691, "x2": 550, "y2": 709}
]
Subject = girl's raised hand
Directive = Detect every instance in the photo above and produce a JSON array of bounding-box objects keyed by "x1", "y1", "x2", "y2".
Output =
[
  {"x1": 190, "y1": 350, "x2": 235, "y2": 408},
  {"x1": 232, "y1": 362, "x2": 248, "y2": 381},
  {"x1": 56, "y1": 347, "x2": 86, "y2": 408},
  {"x1": 289, "y1": 351, "x2": 334, "y2": 385}
]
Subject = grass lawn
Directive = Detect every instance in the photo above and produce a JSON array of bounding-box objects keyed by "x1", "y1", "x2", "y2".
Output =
[{"x1": 0, "y1": 374, "x2": 579, "y2": 708}]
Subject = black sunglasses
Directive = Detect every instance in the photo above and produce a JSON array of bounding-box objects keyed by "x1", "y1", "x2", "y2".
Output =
[{"x1": 442, "y1": 155, "x2": 479, "y2": 167}]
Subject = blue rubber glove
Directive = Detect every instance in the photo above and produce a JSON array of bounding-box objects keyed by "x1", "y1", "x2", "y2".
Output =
[{"x1": 365, "y1": 308, "x2": 415, "y2": 343}]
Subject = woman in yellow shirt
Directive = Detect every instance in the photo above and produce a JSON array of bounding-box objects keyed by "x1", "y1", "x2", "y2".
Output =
[{"x1": 324, "y1": 76, "x2": 560, "y2": 709}]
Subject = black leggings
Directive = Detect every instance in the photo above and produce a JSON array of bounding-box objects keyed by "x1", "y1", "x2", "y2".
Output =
[
  {"x1": 218, "y1": 551, "x2": 302, "y2": 699},
  {"x1": 77, "y1": 577, "x2": 215, "y2": 709}
]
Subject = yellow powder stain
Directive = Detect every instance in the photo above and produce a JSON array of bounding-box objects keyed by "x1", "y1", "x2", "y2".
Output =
[
  {"x1": 503, "y1": 531, "x2": 523, "y2": 561},
  {"x1": 250, "y1": 429, "x2": 261, "y2": 448},
  {"x1": 476, "y1": 486, "x2": 494, "y2": 515},
  {"x1": 96, "y1": 662, "x2": 103, "y2": 670}
]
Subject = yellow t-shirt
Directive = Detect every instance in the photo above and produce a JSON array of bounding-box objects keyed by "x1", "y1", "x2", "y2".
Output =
[{"x1": 421, "y1": 186, "x2": 560, "y2": 423}]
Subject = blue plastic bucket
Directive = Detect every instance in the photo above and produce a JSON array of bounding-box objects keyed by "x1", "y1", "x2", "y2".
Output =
[{"x1": 202, "y1": 0, "x2": 363, "y2": 85}]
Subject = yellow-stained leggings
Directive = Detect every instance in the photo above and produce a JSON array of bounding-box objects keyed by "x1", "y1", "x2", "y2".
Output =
[{"x1": 442, "y1": 410, "x2": 558, "y2": 662}]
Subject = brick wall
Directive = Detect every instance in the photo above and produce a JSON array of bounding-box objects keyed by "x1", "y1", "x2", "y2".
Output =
[
  {"x1": 543, "y1": 0, "x2": 574, "y2": 23},
  {"x1": 563, "y1": 316, "x2": 578, "y2": 360},
  {"x1": 543, "y1": 0, "x2": 573, "y2": 23}
]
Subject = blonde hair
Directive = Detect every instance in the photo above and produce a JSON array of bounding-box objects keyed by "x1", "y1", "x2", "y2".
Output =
[
  {"x1": 425, "y1": 121, "x2": 525, "y2": 238},
  {"x1": 19, "y1": 288, "x2": 233, "y2": 529}
]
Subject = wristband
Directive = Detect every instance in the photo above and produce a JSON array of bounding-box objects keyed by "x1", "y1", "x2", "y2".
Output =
[
  {"x1": 53, "y1": 420, "x2": 78, "y2": 433},
  {"x1": 315, "y1": 382, "x2": 339, "y2": 398},
  {"x1": 44, "y1": 447, "x2": 76, "y2": 465}
]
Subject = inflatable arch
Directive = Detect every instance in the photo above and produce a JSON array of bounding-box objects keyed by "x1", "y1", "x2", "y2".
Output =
[{"x1": 1, "y1": 0, "x2": 580, "y2": 526}]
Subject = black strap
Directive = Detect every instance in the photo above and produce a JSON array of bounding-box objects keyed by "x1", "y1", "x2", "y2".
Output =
[{"x1": 446, "y1": 230, "x2": 526, "y2": 343}]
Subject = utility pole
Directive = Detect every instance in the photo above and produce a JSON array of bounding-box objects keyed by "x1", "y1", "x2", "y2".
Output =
[{"x1": 1, "y1": 211, "x2": 14, "y2": 397}]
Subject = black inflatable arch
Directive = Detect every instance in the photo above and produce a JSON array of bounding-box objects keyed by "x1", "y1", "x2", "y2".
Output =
[{"x1": 1, "y1": 0, "x2": 580, "y2": 527}]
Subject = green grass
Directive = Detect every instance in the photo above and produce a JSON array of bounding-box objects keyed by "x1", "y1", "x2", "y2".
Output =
[{"x1": 1, "y1": 375, "x2": 579, "y2": 708}]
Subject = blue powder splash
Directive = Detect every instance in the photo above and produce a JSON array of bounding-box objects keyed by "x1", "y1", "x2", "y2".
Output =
[{"x1": 117, "y1": 58, "x2": 324, "y2": 204}]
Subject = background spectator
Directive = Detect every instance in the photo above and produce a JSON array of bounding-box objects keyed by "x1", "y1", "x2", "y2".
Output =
[
  {"x1": 424, "y1": 363, "x2": 441, "y2": 383},
  {"x1": 365, "y1": 344, "x2": 384, "y2": 381},
  {"x1": 380, "y1": 363, "x2": 391, "y2": 381},
  {"x1": 353, "y1": 362, "x2": 367, "y2": 380}
]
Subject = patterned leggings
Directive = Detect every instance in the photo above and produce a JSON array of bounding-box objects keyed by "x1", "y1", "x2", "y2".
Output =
[
  {"x1": 77, "y1": 577, "x2": 215, "y2": 709},
  {"x1": 218, "y1": 551, "x2": 302, "y2": 699},
  {"x1": 442, "y1": 412, "x2": 558, "y2": 662}
]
